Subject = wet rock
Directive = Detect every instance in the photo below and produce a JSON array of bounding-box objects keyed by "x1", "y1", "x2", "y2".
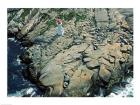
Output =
[
  {"x1": 8, "y1": 28, "x2": 19, "y2": 34},
  {"x1": 21, "y1": 40, "x2": 33, "y2": 47},
  {"x1": 64, "y1": 73, "x2": 70, "y2": 82},
  {"x1": 19, "y1": 52, "x2": 32, "y2": 64},
  {"x1": 64, "y1": 82, "x2": 69, "y2": 88}
]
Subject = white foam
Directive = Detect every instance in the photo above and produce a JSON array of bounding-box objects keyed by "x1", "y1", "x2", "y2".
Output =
[
  {"x1": 8, "y1": 37, "x2": 15, "y2": 41},
  {"x1": 108, "y1": 77, "x2": 133, "y2": 97}
]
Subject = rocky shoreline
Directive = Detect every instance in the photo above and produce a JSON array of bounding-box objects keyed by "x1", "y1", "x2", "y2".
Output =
[{"x1": 8, "y1": 8, "x2": 133, "y2": 97}]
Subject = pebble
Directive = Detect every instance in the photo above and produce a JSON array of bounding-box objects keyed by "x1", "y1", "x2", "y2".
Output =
[
  {"x1": 64, "y1": 82, "x2": 69, "y2": 88},
  {"x1": 63, "y1": 73, "x2": 70, "y2": 88},
  {"x1": 64, "y1": 73, "x2": 70, "y2": 82}
]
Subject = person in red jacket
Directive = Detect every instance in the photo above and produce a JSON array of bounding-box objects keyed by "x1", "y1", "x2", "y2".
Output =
[{"x1": 55, "y1": 17, "x2": 64, "y2": 36}]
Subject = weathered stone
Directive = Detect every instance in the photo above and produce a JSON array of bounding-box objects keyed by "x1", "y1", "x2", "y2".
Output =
[
  {"x1": 17, "y1": 11, "x2": 40, "y2": 39},
  {"x1": 65, "y1": 68, "x2": 93, "y2": 96},
  {"x1": 83, "y1": 57, "x2": 92, "y2": 63},
  {"x1": 120, "y1": 57, "x2": 126, "y2": 63},
  {"x1": 72, "y1": 53, "x2": 82, "y2": 60},
  {"x1": 86, "y1": 59, "x2": 99, "y2": 70},
  {"x1": 109, "y1": 56, "x2": 115, "y2": 63},
  {"x1": 120, "y1": 45, "x2": 128, "y2": 53},
  {"x1": 99, "y1": 64, "x2": 111, "y2": 82},
  {"x1": 39, "y1": 65, "x2": 64, "y2": 96},
  {"x1": 73, "y1": 39, "x2": 82, "y2": 45},
  {"x1": 127, "y1": 45, "x2": 133, "y2": 52},
  {"x1": 9, "y1": 28, "x2": 19, "y2": 33},
  {"x1": 98, "y1": 57, "x2": 111, "y2": 66}
]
